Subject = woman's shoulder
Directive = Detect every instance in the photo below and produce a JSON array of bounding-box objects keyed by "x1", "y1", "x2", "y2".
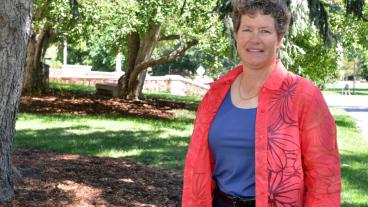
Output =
[
  {"x1": 284, "y1": 72, "x2": 326, "y2": 110},
  {"x1": 286, "y1": 71, "x2": 321, "y2": 96}
]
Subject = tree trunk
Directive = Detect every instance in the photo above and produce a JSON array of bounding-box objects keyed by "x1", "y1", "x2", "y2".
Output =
[
  {"x1": 0, "y1": 0, "x2": 33, "y2": 203},
  {"x1": 117, "y1": 22, "x2": 198, "y2": 100},
  {"x1": 136, "y1": 69, "x2": 147, "y2": 99},
  {"x1": 23, "y1": 26, "x2": 51, "y2": 95},
  {"x1": 117, "y1": 32, "x2": 140, "y2": 98},
  {"x1": 118, "y1": 23, "x2": 162, "y2": 100}
]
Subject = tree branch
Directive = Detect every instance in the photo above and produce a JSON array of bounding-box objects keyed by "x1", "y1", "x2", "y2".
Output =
[
  {"x1": 69, "y1": 0, "x2": 80, "y2": 23},
  {"x1": 134, "y1": 39, "x2": 198, "y2": 73},
  {"x1": 159, "y1": 35, "x2": 181, "y2": 41},
  {"x1": 180, "y1": 0, "x2": 187, "y2": 15}
]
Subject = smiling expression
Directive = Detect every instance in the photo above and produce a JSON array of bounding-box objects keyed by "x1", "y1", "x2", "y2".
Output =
[{"x1": 236, "y1": 13, "x2": 284, "y2": 71}]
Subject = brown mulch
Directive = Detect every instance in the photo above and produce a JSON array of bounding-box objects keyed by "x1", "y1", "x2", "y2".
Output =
[
  {"x1": 4, "y1": 90, "x2": 194, "y2": 207},
  {"x1": 7, "y1": 149, "x2": 182, "y2": 207},
  {"x1": 19, "y1": 89, "x2": 197, "y2": 119}
]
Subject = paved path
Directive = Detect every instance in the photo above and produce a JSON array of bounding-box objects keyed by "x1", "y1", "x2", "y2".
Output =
[{"x1": 324, "y1": 95, "x2": 368, "y2": 140}]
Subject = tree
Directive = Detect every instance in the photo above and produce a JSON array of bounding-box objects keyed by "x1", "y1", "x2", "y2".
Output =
[
  {"x1": 58, "y1": 36, "x2": 120, "y2": 71},
  {"x1": 23, "y1": 0, "x2": 79, "y2": 95},
  {"x1": 359, "y1": 63, "x2": 368, "y2": 81},
  {"x1": 0, "y1": 0, "x2": 34, "y2": 203},
  {"x1": 152, "y1": 47, "x2": 238, "y2": 79},
  {"x1": 215, "y1": 0, "x2": 367, "y2": 88},
  {"x1": 114, "y1": 0, "x2": 222, "y2": 100},
  {"x1": 78, "y1": 0, "x2": 227, "y2": 99},
  {"x1": 290, "y1": 30, "x2": 339, "y2": 88}
]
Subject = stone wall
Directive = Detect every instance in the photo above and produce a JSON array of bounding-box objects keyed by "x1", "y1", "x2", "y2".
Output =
[
  {"x1": 49, "y1": 68, "x2": 122, "y2": 86},
  {"x1": 143, "y1": 75, "x2": 209, "y2": 96},
  {"x1": 49, "y1": 68, "x2": 210, "y2": 96}
]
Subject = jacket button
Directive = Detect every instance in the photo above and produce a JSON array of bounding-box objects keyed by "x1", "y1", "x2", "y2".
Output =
[{"x1": 260, "y1": 109, "x2": 265, "y2": 113}]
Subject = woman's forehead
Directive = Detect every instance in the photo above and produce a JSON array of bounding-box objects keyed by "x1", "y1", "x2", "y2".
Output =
[{"x1": 239, "y1": 13, "x2": 276, "y2": 27}]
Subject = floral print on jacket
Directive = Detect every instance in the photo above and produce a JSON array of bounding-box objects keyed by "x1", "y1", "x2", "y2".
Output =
[{"x1": 182, "y1": 61, "x2": 341, "y2": 207}]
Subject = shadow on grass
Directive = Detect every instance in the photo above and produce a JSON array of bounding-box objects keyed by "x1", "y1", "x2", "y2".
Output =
[
  {"x1": 334, "y1": 114, "x2": 358, "y2": 128},
  {"x1": 342, "y1": 203, "x2": 368, "y2": 207},
  {"x1": 18, "y1": 113, "x2": 195, "y2": 130},
  {"x1": 15, "y1": 126, "x2": 189, "y2": 171},
  {"x1": 340, "y1": 152, "x2": 368, "y2": 205}
]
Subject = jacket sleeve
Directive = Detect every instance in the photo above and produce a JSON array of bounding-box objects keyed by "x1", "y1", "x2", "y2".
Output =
[
  {"x1": 182, "y1": 92, "x2": 214, "y2": 207},
  {"x1": 300, "y1": 87, "x2": 341, "y2": 206}
]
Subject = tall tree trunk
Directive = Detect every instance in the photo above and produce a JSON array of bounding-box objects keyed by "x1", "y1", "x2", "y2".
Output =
[
  {"x1": 117, "y1": 23, "x2": 198, "y2": 100},
  {"x1": 118, "y1": 23, "x2": 162, "y2": 100},
  {"x1": 117, "y1": 32, "x2": 140, "y2": 98},
  {"x1": 0, "y1": 0, "x2": 33, "y2": 203},
  {"x1": 135, "y1": 69, "x2": 147, "y2": 99},
  {"x1": 23, "y1": 26, "x2": 51, "y2": 95}
]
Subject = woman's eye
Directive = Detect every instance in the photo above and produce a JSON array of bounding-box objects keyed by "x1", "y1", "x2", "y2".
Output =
[
  {"x1": 242, "y1": 29, "x2": 251, "y2": 32},
  {"x1": 261, "y1": 30, "x2": 270, "y2": 34}
]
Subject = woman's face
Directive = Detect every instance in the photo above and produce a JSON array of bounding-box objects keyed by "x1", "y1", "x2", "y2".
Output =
[{"x1": 236, "y1": 13, "x2": 283, "y2": 70}]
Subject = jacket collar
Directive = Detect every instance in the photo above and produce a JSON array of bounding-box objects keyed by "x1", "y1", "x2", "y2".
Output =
[{"x1": 209, "y1": 60, "x2": 288, "y2": 91}]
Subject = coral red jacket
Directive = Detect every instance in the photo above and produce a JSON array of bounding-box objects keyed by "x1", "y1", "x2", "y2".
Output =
[{"x1": 182, "y1": 61, "x2": 341, "y2": 207}]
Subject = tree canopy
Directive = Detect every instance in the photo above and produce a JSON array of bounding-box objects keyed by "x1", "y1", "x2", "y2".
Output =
[{"x1": 30, "y1": 0, "x2": 368, "y2": 95}]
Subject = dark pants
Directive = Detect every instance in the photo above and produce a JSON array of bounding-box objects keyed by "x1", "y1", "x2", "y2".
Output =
[
  {"x1": 212, "y1": 191, "x2": 232, "y2": 207},
  {"x1": 212, "y1": 188, "x2": 255, "y2": 207}
]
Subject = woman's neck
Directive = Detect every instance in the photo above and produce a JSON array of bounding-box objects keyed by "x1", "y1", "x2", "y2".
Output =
[{"x1": 241, "y1": 60, "x2": 276, "y2": 89}]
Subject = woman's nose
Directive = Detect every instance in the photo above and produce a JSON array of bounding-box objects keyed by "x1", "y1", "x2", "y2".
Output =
[{"x1": 249, "y1": 31, "x2": 261, "y2": 43}]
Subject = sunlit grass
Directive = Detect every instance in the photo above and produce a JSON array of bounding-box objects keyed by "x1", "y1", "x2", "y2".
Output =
[
  {"x1": 49, "y1": 81, "x2": 96, "y2": 93},
  {"x1": 323, "y1": 88, "x2": 368, "y2": 96},
  {"x1": 15, "y1": 111, "x2": 194, "y2": 171},
  {"x1": 331, "y1": 108, "x2": 368, "y2": 206},
  {"x1": 144, "y1": 92, "x2": 202, "y2": 105}
]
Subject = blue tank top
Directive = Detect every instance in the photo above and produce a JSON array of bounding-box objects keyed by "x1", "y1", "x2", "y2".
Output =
[{"x1": 208, "y1": 90, "x2": 256, "y2": 197}]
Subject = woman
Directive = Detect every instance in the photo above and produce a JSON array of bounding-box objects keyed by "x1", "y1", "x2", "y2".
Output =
[{"x1": 182, "y1": 0, "x2": 341, "y2": 207}]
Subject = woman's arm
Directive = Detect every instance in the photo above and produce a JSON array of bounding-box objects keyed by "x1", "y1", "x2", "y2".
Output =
[{"x1": 300, "y1": 87, "x2": 341, "y2": 206}]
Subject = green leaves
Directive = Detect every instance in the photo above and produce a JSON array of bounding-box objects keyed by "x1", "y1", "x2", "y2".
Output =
[
  {"x1": 288, "y1": 30, "x2": 339, "y2": 88},
  {"x1": 32, "y1": 0, "x2": 368, "y2": 85}
]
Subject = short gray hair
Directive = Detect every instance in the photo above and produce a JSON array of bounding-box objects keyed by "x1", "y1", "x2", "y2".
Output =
[{"x1": 232, "y1": 0, "x2": 291, "y2": 37}]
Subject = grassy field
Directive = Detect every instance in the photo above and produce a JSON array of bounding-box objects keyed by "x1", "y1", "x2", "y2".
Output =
[
  {"x1": 323, "y1": 88, "x2": 368, "y2": 96},
  {"x1": 49, "y1": 81, "x2": 96, "y2": 93},
  {"x1": 332, "y1": 108, "x2": 368, "y2": 206},
  {"x1": 324, "y1": 81, "x2": 368, "y2": 96},
  {"x1": 144, "y1": 92, "x2": 202, "y2": 104},
  {"x1": 15, "y1": 111, "x2": 195, "y2": 171}
]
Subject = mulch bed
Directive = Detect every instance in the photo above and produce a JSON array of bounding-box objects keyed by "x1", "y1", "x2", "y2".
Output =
[
  {"x1": 19, "y1": 89, "x2": 197, "y2": 119},
  {"x1": 4, "y1": 90, "x2": 192, "y2": 207},
  {"x1": 7, "y1": 149, "x2": 182, "y2": 207}
]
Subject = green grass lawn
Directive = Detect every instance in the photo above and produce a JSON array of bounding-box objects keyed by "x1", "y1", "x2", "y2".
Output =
[
  {"x1": 15, "y1": 110, "x2": 195, "y2": 171},
  {"x1": 332, "y1": 108, "x2": 368, "y2": 206},
  {"x1": 144, "y1": 92, "x2": 202, "y2": 105},
  {"x1": 49, "y1": 81, "x2": 96, "y2": 93}
]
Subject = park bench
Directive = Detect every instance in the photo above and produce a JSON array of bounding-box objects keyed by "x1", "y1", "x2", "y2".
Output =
[{"x1": 95, "y1": 83, "x2": 118, "y2": 97}]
